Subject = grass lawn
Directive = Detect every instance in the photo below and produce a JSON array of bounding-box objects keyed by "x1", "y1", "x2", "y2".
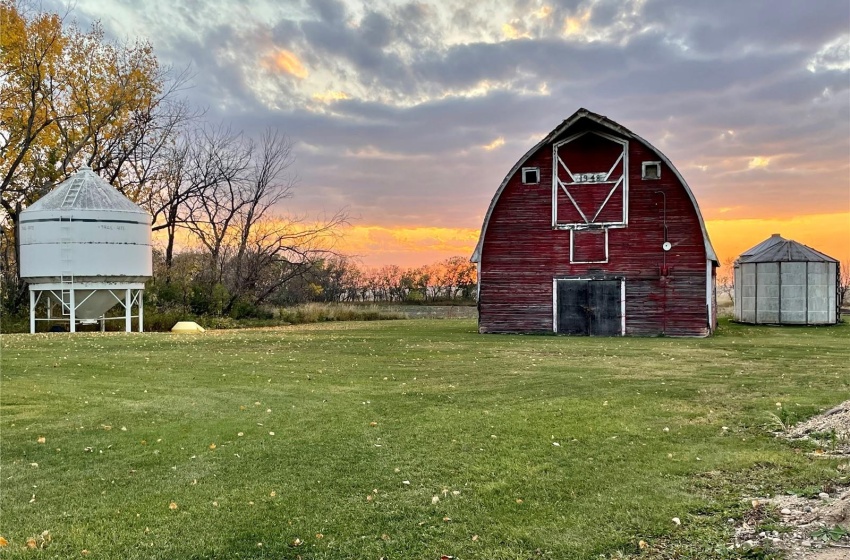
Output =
[{"x1": 1, "y1": 319, "x2": 848, "y2": 559}]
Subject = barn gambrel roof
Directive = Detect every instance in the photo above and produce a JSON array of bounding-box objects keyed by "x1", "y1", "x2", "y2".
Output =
[{"x1": 471, "y1": 108, "x2": 718, "y2": 264}]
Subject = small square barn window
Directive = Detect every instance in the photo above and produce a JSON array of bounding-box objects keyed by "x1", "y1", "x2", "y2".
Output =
[
  {"x1": 522, "y1": 167, "x2": 540, "y2": 184},
  {"x1": 642, "y1": 161, "x2": 661, "y2": 180}
]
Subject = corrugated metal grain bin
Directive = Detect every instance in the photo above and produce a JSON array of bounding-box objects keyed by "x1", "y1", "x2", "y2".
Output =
[{"x1": 734, "y1": 234, "x2": 839, "y2": 325}]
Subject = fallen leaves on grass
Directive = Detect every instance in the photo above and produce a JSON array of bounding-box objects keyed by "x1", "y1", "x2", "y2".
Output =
[
  {"x1": 169, "y1": 502, "x2": 178, "y2": 510},
  {"x1": 37, "y1": 436, "x2": 46, "y2": 444},
  {"x1": 0, "y1": 536, "x2": 7, "y2": 547},
  {"x1": 208, "y1": 443, "x2": 216, "y2": 450}
]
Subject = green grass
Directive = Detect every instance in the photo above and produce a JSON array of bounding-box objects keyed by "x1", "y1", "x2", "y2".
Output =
[
  {"x1": 1, "y1": 303, "x2": 407, "y2": 333},
  {"x1": 1, "y1": 319, "x2": 848, "y2": 559}
]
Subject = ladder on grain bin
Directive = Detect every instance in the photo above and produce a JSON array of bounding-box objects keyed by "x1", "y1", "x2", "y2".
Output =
[{"x1": 59, "y1": 216, "x2": 74, "y2": 316}]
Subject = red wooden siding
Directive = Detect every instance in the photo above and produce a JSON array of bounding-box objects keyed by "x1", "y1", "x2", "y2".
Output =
[
  {"x1": 476, "y1": 113, "x2": 716, "y2": 336},
  {"x1": 572, "y1": 229, "x2": 606, "y2": 263}
]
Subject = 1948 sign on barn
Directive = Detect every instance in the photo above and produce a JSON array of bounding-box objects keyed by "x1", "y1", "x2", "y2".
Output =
[{"x1": 471, "y1": 108, "x2": 719, "y2": 336}]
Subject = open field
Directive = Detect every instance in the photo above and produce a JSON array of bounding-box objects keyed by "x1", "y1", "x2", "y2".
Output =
[{"x1": 1, "y1": 319, "x2": 848, "y2": 559}]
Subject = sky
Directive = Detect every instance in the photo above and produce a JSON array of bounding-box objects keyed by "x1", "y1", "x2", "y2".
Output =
[{"x1": 49, "y1": 0, "x2": 850, "y2": 267}]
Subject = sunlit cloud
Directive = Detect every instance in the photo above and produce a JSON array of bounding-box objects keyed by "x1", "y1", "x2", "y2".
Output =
[
  {"x1": 312, "y1": 90, "x2": 350, "y2": 103},
  {"x1": 563, "y1": 9, "x2": 591, "y2": 37},
  {"x1": 534, "y1": 5, "x2": 552, "y2": 19},
  {"x1": 343, "y1": 146, "x2": 431, "y2": 161},
  {"x1": 747, "y1": 156, "x2": 771, "y2": 169},
  {"x1": 502, "y1": 22, "x2": 530, "y2": 40},
  {"x1": 807, "y1": 34, "x2": 850, "y2": 72},
  {"x1": 482, "y1": 137, "x2": 506, "y2": 151},
  {"x1": 266, "y1": 49, "x2": 308, "y2": 78}
]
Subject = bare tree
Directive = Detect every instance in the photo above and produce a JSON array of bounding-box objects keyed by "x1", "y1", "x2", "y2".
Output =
[
  {"x1": 717, "y1": 257, "x2": 736, "y2": 306},
  {"x1": 228, "y1": 211, "x2": 348, "y2": 310},
  {"x1": 176, "y1": 123, "x2": 252, "y2": 278},
  {"x1": 176, "y1": 124, "x2": 347, "y2": 313}
]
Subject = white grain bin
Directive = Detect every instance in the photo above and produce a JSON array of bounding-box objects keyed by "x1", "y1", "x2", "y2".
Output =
[
  {"x1": 733, "y1": 234, "x2": 839, "y2": 325},
  {"x1": 19, "y1": 166, "x2": 152, "y2": 332}
]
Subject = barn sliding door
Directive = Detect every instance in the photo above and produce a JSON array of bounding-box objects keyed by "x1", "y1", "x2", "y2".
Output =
[{"x1": 556, "y1": 279, "x2": 623, "y2": 336}]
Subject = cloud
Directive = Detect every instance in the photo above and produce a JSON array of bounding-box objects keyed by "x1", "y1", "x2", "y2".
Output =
[
  {"x1": 312, "y1": 90, "x2": 351, "y2": 103},
  {"x1": 266, "y1": 49, "x2": 309, "y2": 78},
  {"x1": 47, "y1": 0, "x2": 850, "y2": 266},
  {"x1": 747, "y1": 157, "x2": 770, "y2": 169},
  {"x1": 482, "y1": 137, "x2": 506, "y2": 151}
]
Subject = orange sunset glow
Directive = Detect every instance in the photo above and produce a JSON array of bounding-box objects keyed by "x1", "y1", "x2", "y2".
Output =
[
  {"x1": 335, "y1": 225, "x2": 480, "y2": 267},
  {"x1": 334, "y1": 212, "x2": 850, "y2": 268}
]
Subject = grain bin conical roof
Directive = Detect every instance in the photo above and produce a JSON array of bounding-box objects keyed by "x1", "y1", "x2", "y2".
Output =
[
  {"x1": 24, "y1": 166, "x2": 144, "y2": 214},
  {"x1": 737, "y1": 233, "x2": 786, "y2": 261},
  {"x1": 739, "y1": 237, "x2": 837, "y2": 263}
]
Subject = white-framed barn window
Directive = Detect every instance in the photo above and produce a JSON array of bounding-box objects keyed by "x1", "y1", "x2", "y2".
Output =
[
  {"x1": 521, "y1": 167, "x2": 540, "y2": 185},
  {"x1": 642, "y1": 161, "x2": 661, "y2": 180},
  {"x1": 570, "y1": 228, "x2": 608, "y2": 264}
]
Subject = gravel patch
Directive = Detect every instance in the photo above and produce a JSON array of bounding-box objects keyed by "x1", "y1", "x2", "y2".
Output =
[{"x1": 734, "y1": 486, "x2": 850, "y2": 559}]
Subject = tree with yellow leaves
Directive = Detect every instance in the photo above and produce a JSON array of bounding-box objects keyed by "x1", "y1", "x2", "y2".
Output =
[{"x1": 0, "y1": 0, "x2": 188, "y2": 305}]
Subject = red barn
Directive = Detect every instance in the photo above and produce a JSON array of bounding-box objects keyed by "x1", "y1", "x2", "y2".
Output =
[{"x1": 471, "y1": 108, "x2": 718, "y2": 336}]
